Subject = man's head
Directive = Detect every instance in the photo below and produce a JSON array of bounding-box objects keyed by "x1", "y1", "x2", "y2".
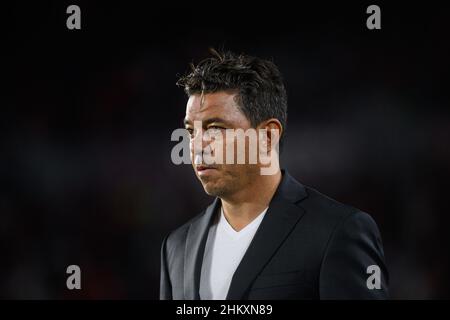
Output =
[{"x1": 178, "y1": 49, "x2": 288, "y2": 198}]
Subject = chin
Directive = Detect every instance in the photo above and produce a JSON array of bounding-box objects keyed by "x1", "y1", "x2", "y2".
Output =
[
  {"x1": 202, "y1": 182, "x2": 227, "y2": 197},
  {"x1": 202, "y1": 184, "x2": 220, "y2": 197}
]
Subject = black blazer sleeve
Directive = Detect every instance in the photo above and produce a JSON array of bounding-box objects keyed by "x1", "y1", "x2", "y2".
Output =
[
  {"x1": 319, "y1": 211, "x2": 389, "y2": 299},
  {"x1": 160, "y1": 234, "x2": 172, "y2": 300}
]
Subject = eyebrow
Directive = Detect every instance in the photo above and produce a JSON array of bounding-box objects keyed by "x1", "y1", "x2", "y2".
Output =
[{"x1": 183, "y1": 117, "x2": 231, "y2": 127}]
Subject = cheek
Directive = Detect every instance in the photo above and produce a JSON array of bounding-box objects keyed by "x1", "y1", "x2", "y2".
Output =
[
  {"x1": 189, "y1": 140, "x2": 198, "y2": 165},
  {"x1": 189, "y1": 140, "x2": 194, "y2": 155},
  {"x1": 222, "y1": 138, "x2": 237, "y2": 162},
  {"x1": 221, "y1": 136, "x2": 254, "y2": 164}
]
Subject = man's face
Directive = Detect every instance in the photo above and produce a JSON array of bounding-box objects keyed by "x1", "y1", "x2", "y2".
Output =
[{"x1": 184, "y1": 91, "x2": 260, "y2": 197}]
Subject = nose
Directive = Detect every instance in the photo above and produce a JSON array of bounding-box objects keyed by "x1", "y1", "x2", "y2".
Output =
[{"x1": 190, "y1": 129, "x2": 214, "y2": 161}]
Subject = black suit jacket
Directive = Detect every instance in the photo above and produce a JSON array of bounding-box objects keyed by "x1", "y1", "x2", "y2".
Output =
[{"x1": 160, "y1": 171, "x2": 389, "y2": 299}]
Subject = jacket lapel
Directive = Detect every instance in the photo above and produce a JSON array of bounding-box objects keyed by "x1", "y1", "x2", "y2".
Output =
[
  {"x1": 184, "y1": 198, "x2": 220, "y2": 299},
  {"x1": 226, "y1": 171, "x2": 308, "y2": 300}
]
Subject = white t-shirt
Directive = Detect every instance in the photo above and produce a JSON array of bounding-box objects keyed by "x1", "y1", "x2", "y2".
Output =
[{"x1": 199, "y1": 206, "x2": 268, "y2": 300}]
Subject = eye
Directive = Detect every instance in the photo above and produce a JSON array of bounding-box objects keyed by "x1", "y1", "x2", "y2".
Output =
[
  {"x1": 207, "y1": 125, "x2": 225, "y2": 131},
  {"x1": 185, "y1": 127, "x2": 194, "y2": 137},
  {"x1": 206, "y1": 126, "x2": 225, "y2": 136}
]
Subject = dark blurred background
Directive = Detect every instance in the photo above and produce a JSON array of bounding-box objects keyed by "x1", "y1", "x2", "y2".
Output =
[{"x1": 2, "y1": 1, "x2": 449, "y2": 299}]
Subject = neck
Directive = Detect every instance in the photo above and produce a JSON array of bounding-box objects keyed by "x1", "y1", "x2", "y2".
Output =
[{"x1": 220, "y1": 169, "x2": 282, "y2": 231}]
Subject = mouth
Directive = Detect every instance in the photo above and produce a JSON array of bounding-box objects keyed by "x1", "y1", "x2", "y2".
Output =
[{"x1": 196, "y1": 165, "x2": 218, "y2": 175}]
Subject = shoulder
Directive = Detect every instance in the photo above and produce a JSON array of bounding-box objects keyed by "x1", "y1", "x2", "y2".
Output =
[
  {"x1": 298, "y1": 185, "x2": 380, "y2": 239},
  {"x1": 301, "y1": 185, "x2": 357, "y2": 219}
]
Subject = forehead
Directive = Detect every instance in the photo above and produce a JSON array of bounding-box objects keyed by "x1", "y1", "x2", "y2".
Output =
[{"x1": 185, "y1": 91, "x2": 247, "y2": 124}]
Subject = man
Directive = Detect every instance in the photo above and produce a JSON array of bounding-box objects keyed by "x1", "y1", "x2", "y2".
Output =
[{"x1": 160, "y1": 49, "x2": 389, "y2": 299}]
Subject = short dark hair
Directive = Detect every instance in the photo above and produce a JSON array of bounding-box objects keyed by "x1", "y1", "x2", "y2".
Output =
[{"x1": 177, "y1": 49, "x2": 288, "y2": 148}]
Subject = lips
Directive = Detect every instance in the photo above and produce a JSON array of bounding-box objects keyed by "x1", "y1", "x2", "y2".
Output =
[{"x1": 196, "y1": 165, "x2": 217, "y2": 172}]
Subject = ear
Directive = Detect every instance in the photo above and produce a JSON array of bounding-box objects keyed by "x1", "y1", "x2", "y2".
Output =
[{"x1": 258, "y1": 118, "x2": 283, "y2": 153}]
